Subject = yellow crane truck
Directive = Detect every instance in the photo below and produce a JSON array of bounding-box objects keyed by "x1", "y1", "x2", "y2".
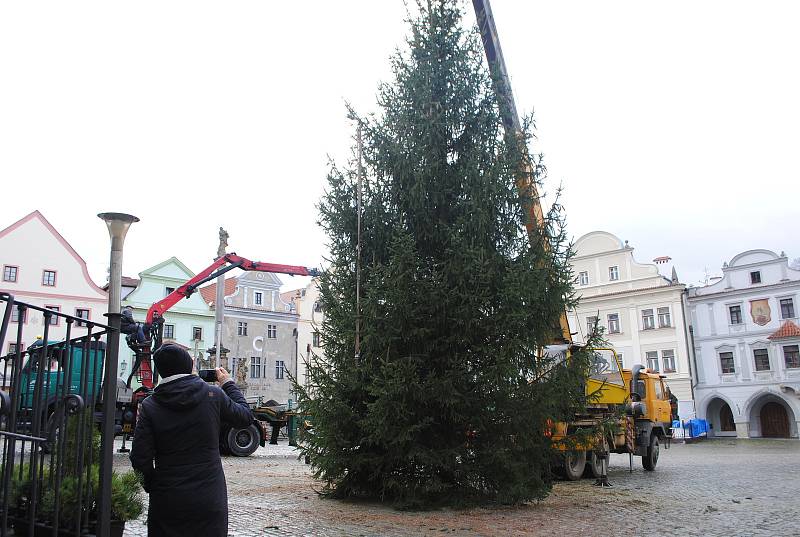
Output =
[
  {"x1": 472, "y1": 0, "x2": 673, "y2": 480},
  {"x1": 544, "y1": 346, "x2": 673, "y2": 480}
]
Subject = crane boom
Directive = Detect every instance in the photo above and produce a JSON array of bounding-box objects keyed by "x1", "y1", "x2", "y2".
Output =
[
  {"x1": 130, "y1": 253, "x2": 318, "y2": 389},
  {"x1": 472, "y1": 0, "x2": 572, "y2": 343}
]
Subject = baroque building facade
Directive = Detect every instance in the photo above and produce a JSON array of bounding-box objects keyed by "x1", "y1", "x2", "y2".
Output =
[
  {"x1": 687, "y1": 249, "x2": 800, "y2": 438},
  {"x1": 201, "y1": 271, "x2": 299, "y2": 404},
  {"x1": 0, "y1": 210, "x2": 107, "y2": 354},
  {"x1": 120, "y1": 257, "x2": 215, "y2": 383},
  {"x1": 283, "y1": 278, "x2": 325, "y2": 391},
  {"x1": 567, "y1": 231, "x2": 693, "y2": 413}
]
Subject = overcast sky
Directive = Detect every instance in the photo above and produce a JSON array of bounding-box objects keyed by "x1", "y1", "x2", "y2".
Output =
[{"x1": 2, "y1": 1, "x2": 798, "y2": 292}]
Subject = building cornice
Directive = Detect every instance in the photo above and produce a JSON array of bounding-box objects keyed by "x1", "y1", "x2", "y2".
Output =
[
  {"x1": 0, "y1": 288, "x2": 108, "y2": 303},
  {"x1": 577, "y1": 283, "x2": 685, "y2": 301},
  {"x1": 572, "y1": 246, "x2": 635, "y2": 262},
  {"x1": 688, "y1": 279, "x2": 800, "y2": 301}
]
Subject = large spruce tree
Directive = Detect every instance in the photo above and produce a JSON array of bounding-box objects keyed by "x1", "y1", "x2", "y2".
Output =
[{"x1": 298, "y1": 0, "x2": 590, "y2": 507}]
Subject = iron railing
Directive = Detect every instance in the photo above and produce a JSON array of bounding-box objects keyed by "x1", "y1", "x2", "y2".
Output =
[{"x1": 0, "y1": 293, "x2": 121, "y2": 537}]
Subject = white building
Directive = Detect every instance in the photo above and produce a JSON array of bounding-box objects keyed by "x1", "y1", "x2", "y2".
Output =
[
  {"x1": 568, "y1": 232, "x2": 693, "y2": 411},
  {"x1": 120, "y1": 257, "x2": 215, "y2": 383},
  {"x1": 283, "y1": 278, "x2": 324, "y2": 391},
  {"x1": 0, "y1": 210, "x2": 107, "y2": 352},
  {"x1": 687, "y1": 249, "x2": 800, "y2": 438},
  {"x1": 201, "y1": 272, "x2": 299, "y2": 404}
]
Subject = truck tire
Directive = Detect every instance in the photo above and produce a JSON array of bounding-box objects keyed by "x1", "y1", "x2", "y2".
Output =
[
  {"x1": 584, "y1": 450, "x2": 604, "y2": 479},
  {"x1": 227, "y1": 424, "x2": 260, "y2": 457},
  {"x1": 642, "y1": 434, "x2": 659, "y2": 471},
  {"x1": 562, "y1": 451, "x2": 587, "y2": 481}
]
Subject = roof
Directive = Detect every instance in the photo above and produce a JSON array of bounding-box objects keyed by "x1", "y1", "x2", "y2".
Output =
[
  {"x1": 122, "y1": 276, "x2": 141, "y2": 287},
  {"x1": 768, "y1": 320, "x2": 800, "y2": 340},
  {"x1": 281, "y1": 289, "x2": 302, "y2": 304},
  {"x1": 199, "y1": 277, "x2": 238, "y2": 305},
  {"x1": 102, "y1": 276, "x2": 141, "y2": 291}
]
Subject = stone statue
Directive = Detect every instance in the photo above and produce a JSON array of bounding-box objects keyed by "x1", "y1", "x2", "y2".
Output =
[
  {"x1": 236, "y1": 357, "x2": 249, "y2": 391},
  {"x1": 217, "y1": 227, "x2": 229, "y2": 258}
]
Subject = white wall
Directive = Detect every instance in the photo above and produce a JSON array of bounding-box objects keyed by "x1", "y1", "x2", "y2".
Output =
[
  {"x1": 0, "y1": 211, "x2": 107, "y2": 351},
  {"x1": 688, "y1": 249, "x2": 800, "y2": 437},
  {"x1": 569, "y1": 231, "x2": 693, "y2": 405}
]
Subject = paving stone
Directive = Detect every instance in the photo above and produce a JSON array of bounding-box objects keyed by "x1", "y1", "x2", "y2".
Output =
[{"x1": 113, "y1": 437, "x2": 800, "y2": 536}]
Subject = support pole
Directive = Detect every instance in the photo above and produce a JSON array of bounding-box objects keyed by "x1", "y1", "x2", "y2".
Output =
[
  {"x1": 97, "y1": 212, "x2": 138, "y2": 537},
  {"x1": 215, "y1": 228, "x2": 229, "y2": 369},
  {"x1": 354, "y1": 123, "x2": 363, "y2": 363}
]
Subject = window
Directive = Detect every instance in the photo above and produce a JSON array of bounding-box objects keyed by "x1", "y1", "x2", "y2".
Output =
[
  {"x1": 657, "y1": 307, "x2": 672, "y2": 328},
  {"x1": 720, "y1": 352, "x2": 735, "y2": 374},
  {"x1": 3, "y1": 265, "x2": 18, "y2": 283},
  {"x1": 250, "y1": 356, "x2": 261, "y2": 378},
  {"x1": 42, "y1": 270, "x2": 56, "y2": 286},
  {"x1": 753, "y1": 348, "x2": 770, "y2": 371},
  {"x1": 312, "y1": 331, "x2": 321, "y2": 347},
  {"x1": 780, "y1": 298, "x2": 795, "y2": 319},
  {"x1": 11, "y1": 305, "x2": 26, "y2": 323},
  {"x1": 654, "y1": 380, "x2": 664, "y2": 399},
  {"x1": 578, "y1": 271, "x2": 589, "y2": 286},
  {"x1": 784, "y1": 345, "x2": 800, "y2": 369},
  {"x1": 607, "y1": 313, "x2": 620, "y2": 334},
  {"x1": 192, "y1": 327, "x2": 203, "y2": 341},
  {"x1": 275, "y1": 360, "x2": 285, "y2": 379},
  {"x1": 662, "y1": 349, "x2": 676, "y2": 373},
  {"x1": 237, "y1": 322, "x2": 248, "y2": 336},
  {"x1": 45, "y1": 305, "x2": 60, "y2": 326},
  {"x1": 8, "y1": 343, "x2": 20, "y2": 355},
  {"x1": 609, "y1": 266, "x2": 619, "y2": 281},
  {"x1": 313, "y1": 300, "x2": 324, "y2": 313},
  {"x1": 120, "y1": 362, "x2": 127, "y2": 373},
  {"x1": 75, "y1": 308, "x2": 90, "y2": 327},
  {"x1": 254, "y1": 292, "x2": 263, "y2": 305},
  {"x1": 267, "y1": 324, "x2": 277, "y2": 339},
  {"x1": 750, "y1": 271, "x2": 761, "y2": 284},
  {"x1": 646, "y1": 351, "x2": 659, "y2": 372},
  {"x1": 165, "y1": 287, "x2": 175, "y2": 297},
  {"x1": 642, "y1": 309, "x2": 655, "y2": 330},
  {"x1": 729, "y1": 305, "x2": 742, "y2": 325},
  {"x1": 163, "y1": 324, "x2": 175, "y2": 339},
  {"x1": 586, "y1": 316, "x2": 599, "y2": 332}
]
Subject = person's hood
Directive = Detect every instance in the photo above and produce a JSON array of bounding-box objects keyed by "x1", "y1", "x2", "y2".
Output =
[{"x1": 151, "y1": 375, "x2": 209, "y2": 410}]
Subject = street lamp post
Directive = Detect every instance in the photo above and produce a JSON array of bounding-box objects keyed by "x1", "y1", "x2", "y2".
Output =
[{"x1": 97, "y1": 212, "x2": 138, "y2": 537}]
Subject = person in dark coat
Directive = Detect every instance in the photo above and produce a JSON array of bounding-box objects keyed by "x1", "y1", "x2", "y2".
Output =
[
  {"x1": 121, "y1": 306, "x2": 148, "y2": 344},
  {"x1": 130, "y1": 344, "x2": 253, "y2": 537}
]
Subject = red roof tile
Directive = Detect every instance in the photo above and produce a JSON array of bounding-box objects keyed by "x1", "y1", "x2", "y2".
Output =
[
  {"x1": 199, "y1": 277, "x2": 238, "y2": 306},
  {"x1": 768, "y1": 320, "x2": 800, "y2": 340}
]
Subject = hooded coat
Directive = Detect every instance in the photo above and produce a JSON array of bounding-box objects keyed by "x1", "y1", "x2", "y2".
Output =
[{"x1": 130, "y1": 375, "x2": 253, "y2": 537}]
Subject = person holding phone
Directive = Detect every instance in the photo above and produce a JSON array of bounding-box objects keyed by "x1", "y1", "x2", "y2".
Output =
[{"x1": 130, "y1": 343, "x2": 253, "y2": 536}]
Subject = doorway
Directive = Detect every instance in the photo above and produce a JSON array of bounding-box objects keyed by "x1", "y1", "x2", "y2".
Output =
[{"x1": 760, "y1": 402, "x2": 790, "y2": 438}]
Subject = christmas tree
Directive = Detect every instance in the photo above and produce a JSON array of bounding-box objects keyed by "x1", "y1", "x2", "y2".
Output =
[{"x1": 298, "y1": 0, "x2": 591, "y2": 507}]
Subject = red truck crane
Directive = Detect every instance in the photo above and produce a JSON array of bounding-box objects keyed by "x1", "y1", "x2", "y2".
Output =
[{"x1": 120, "y1": 253, "x2": 319, "y2": 456}]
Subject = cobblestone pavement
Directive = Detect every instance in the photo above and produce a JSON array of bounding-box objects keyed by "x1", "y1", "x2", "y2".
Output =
[{"x1": 114, "y1": 438, "x2": 800, "y2": 537}]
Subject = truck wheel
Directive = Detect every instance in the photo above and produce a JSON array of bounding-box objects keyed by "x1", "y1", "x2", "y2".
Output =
[
  {"x1": 227, "y1": 424, "x2": 260, "y2": 457},
  {"x1": 642, "y1": 434, "x2": 659, "y2": 471},
  {"x1": 584, "y1": 450, "x2": 604, "y2": 479},
  {"x1": 562, "y1": 451, "x2": 587, "y2": 481}
]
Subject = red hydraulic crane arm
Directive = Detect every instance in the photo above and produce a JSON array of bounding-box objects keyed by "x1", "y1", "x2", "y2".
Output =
[{"x1": 145, "y1": 253, "x2": 318, "y2": 322}]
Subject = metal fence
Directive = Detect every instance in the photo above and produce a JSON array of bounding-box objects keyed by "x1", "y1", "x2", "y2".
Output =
[{"x1": 0, "y1": 292, "x2": 121, "y2": 537}]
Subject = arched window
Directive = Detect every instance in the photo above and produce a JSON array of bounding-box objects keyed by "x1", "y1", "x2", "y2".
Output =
[{"x1": 720, "y1": 403, "x2": 735, "y2": 432}]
